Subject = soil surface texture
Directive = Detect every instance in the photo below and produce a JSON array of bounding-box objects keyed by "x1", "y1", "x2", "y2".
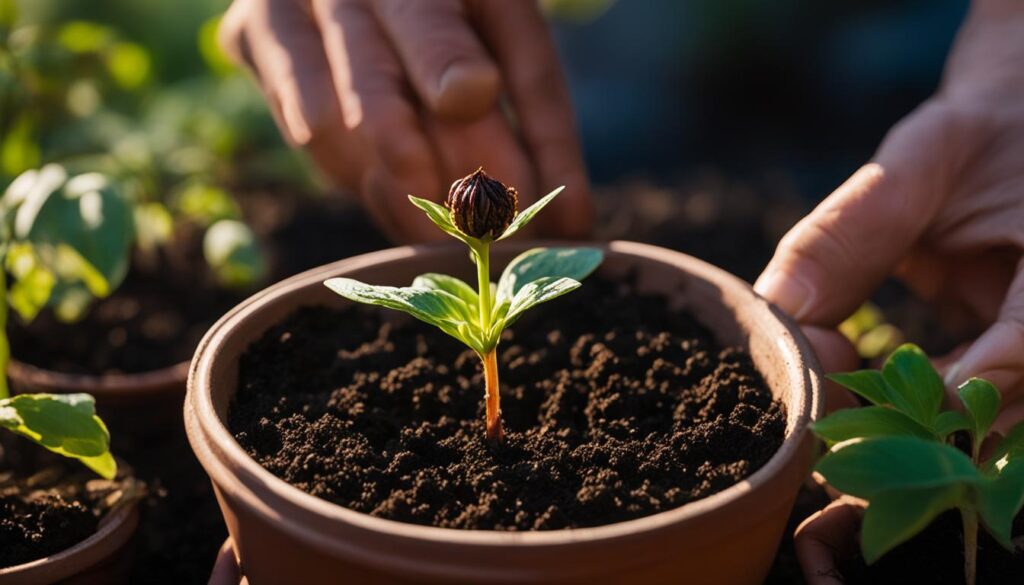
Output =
[
  {"x1": 0, "y1": 439, "x2": 139, "y2": 568},
  {"x1": 840, "y1": 510, "x2": 1024, "y2": 585},
  {"x1": 231, "y1": 277, "x2": 786, "y2": 530}
]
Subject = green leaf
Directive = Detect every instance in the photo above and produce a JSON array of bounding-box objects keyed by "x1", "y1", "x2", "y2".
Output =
[
  {"x1": 812, "y1": 407, "x2": 935, "y2": 445},
  {"x1": 934, "y1": 410, "x2": 970, "y2": 441},
  {"x1": 133, "y1": 202, "x2": 174, "y2": 251},
  {"x1": 503, "y1": 276, "x2": 582, "y2": 327},
  {"x1": 204, "y1": 219, "x2": 266, "y2": 289},
  {"x1": 496, "y1": 186, "x2": 564, "y2": 241},
  {"x1": 984, "y1": 422, "x2": 1024, "y2": 473},
  {"x1": 105, "y1": 42, "x2": 151, "y2": 90},
  {"x1": 860, "y1": 485, "x2": 966, "y2": 564},
  {"x1": 827, "y1": 370, "x2": 892, "y2": 407},
  {"x1": 12, "y1": 167, "x2": 133, "y2": 296},
  {"x1": 881, "y1": 344, "x2": 944, "y2": 427},
  {"x1": 976, "y1": 463, "x2": 1024, "y2": 550},
  {"x1": 176, "y1": 182, "x2": 240, "y2": 225},
  {"x1": 412, "y1": 273, "x2": 479, "y2": 314},
  {"x1": 496, "y1": 247, "x2": 603, "y2": 307},
  {"x1": 958, "y1": 378, "x2": 1001, "y2": 451},
  {"x1": 324, "y1": 277, "x2": 483, "y2": 352},
  {"x1": 407, "y1": 195, "x2": 471, "y2": 244},
  {"x1": 0, "y1": 394, "x2": 116, "y2": 479},
  {"x1": 5, "y1": 242, "x2": 55, "y2": 322},
  {"x1": 816, "y1": 437, "x2": 979, "y2": 499}
]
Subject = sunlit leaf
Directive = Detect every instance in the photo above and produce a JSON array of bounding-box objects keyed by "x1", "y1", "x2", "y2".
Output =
[
  {"x1": 57, "y1": 21, "x2": 113, "y2": 54},
  {"x1": 984, "y1": 422, "x2": 1024, "y2": 473},
  {"x1": 106, "y1": 42, "x2": 151, "y2": 90},
  {"x1": 497, "y1": 186, "x2": 563, "y2": 241},
  {"x1": 133, "y1": 201, "x2": 174, "y2": 251},
  {"x1": 817, "y1": 437, "x2": 979, "y2": 499},
  {"x1": 324, "y1": 277, "x2": 482, "y2": 352},
  {"x1": 504, "y1": 276, "x2": 581, "y2": 326},
  {"x1": 976, "y1": 464, "x2": 1024, "y2": 550},
  {"x1": 412, "y1": 273, "x2": 479, "y2": 315},
  {"x1": 5, "y1": 243, "x2": 55, "y2": 321},
  {"x1": 861, "y1": 485, "x2": 965, "y2": 564},
  {"x1": 496, "y1": 247, "x2": 603, "y2": 307},
  {"x1": 958, "y1": 378, "x2": 1001, "y2": 453},
  {"x1": 0, "y1": 393, "x2": 116, "y2": 479},
  {"x1": 199, "y1": 15, "x2": 235, "y2": 76},
  {"x1": 827, "y1": 370, "x2": 891, "y2": 407},
  {"x1": 881, "y1": 344, "x2": 944, "y2": 427},
  {"x1": 1, "y1": 115, "x2": 40, "y2": 176},
  {"x1": 175, "y1": 182, "x2": 240, "y2": 225},
  {"x1": 812, "y1": 406, "x2": 935, "y2": 445},
  {"x1": 407, "y1": 195, "x2": 470, "y2": 245}
]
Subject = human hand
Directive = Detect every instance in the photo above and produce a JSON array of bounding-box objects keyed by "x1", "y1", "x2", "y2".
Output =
[
  {"x1": 218, "y1": 0, "x2": 592, "y2": 243},
  {"x1": 755, "y1": 0, "x2": 1024, "y2": 434}
]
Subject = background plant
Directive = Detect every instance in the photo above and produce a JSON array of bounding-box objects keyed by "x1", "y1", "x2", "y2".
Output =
[
  {"x1": 0, "y1": 164, "x2": 123, "y2": 479},
  {"x1": 813, "y1": 343, "x2": 1024, "y2": 585},
  {"x1": 326, "y1": 170, "x2": 602, "y2": 445}
]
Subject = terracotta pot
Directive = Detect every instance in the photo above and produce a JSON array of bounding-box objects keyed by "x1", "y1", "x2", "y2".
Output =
[
  {"x1": 8, "y1": 360, "x2": 188, "y2": 437},
  {"x1": 186, "y1": 240, "x2": 825, "y2": 585},
  {"x1": 0, "y1": 500, "x2": 140, "y2": 585},
  {"x1": 794, "y1": 497, "x2": 865, "y2": 585}
]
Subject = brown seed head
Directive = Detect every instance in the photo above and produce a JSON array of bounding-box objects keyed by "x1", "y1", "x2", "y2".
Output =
[{"x1": 445, "y1": 168, "x2": 518, "y2": 240}]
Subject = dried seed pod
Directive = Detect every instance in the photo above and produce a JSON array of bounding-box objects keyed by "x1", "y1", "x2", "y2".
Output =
[{"x1": 445, "y1": 168, "x2": 518, "y2": 240}]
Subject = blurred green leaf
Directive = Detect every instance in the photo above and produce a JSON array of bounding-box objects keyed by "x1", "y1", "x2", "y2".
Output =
[
  {"x1": 198, "y1": 15, "x2": 234, "y2": 76},
  {"x1": 105, "y1": 41, "x2": 150, "y2": 90},
  {"x1": 175, "y1": 182, "x2": 239, "y2": 224},
  {"x1": 984, "y1": 422, "x2": 1024, "y2": 473},
  {"x1": 1, "y1": 115, "x2": 40, "y2": 176},
  {"x1": 976, "y1": 464, "x2": 1024, "y2": 550},
  {"x1": 5, "y1": 242, "x2": 55, "y2": 321},
  {"x1": 0, "y1": 393, "x2": 116, "y2": 479},
  {"x1": 133, "y1": 201, "x2": 174, "y2": 251},
  {"x1": 57, "y1": 21, "x2": 113, "y2": 54},
  {"x1": 203, "y1": 219, "x2": 265, "y2": 289}
]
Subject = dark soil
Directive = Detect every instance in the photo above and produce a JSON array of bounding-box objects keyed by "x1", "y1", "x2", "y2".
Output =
[
  {"x1": 0, "y1": 437, "x2": 141, "y2": 568},
  {"x1": 230, "y1": 277, "x2": 786, "y2": 530},
  {"x1": 840, "y1": 510, "x2": 1024, "y2": 585},
  {"x1": 8, "y1": 192, "x2": 390, "y2": 375}
]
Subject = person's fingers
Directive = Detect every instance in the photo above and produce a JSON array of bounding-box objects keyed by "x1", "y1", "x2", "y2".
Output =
[
  {"x1": 802, "y1": 326, "x2": 860, "y2": 413},
  {"x1": 373, "y1": 0, "x2": 500, "y2": 121},
  {"x1": 945, "y1": 259, "x2": 1024, "y2": 409},
  {"x1": 313, "y1": 0, "x2": 443, "y2": 243},
  {"x1": 794, "y1": 497, "x2": 865, "y2": 585},
  {"x1": 755, "y1": 105, "x2": 956, "y2": 326},
  {"x1": 475, "y1": 0, "x2": 592, "y2": 239},
  {"x1": 423, "y1": 108, "x2": 540, "y2": 236}
]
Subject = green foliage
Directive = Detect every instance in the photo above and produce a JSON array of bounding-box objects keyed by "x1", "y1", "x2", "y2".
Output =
[
  {"x1": 327, "y1": 186, "x2": 602, "y2": 356},
  {"x1": 0, "y1": 164, "x2": 120, "y2": 478},
  {"x1": 813, "y1": 343, "x2": 1024, "y2": 581},
  {"x1": 0, "y1": 393, "x2": 115, "y2": 479},
  {"x1": 203, "y1": 219, "x2": 266, "y2": 289}
]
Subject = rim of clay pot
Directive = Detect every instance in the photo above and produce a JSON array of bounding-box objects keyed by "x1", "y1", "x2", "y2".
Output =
[
  {"x1": 8, "y1": 358, "x2": 189, "y2": 399},
  {"x1": 187, "y1": 240, "x2": 824, "y2": 548},
  {"x1": 0, "y1": 501, "x2": 139, "y2": 584}
]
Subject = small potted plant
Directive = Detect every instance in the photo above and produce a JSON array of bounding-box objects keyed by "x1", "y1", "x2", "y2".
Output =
[
  {"x1": 795, "y1": 344, "x2": 1024, "y2": 584},
  {"x1": 187, "y1": 168, "x2": 824, "y2": 584},
  {"x1": 0, "y1": 165, "x2": 140, "y2": 583}
]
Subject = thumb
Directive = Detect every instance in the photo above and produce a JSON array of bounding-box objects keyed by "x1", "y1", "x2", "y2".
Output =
[{"x1": 755, "y1": 105, "x2": 954, "y2": 326}]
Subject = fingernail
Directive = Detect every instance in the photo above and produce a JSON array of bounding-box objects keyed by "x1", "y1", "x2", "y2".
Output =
[
  {"x1": 437, "y1": 61, "x2": 500, "y2": 120},
  {"x1": 755, "y1": 270, "x2": 815, "y2": 321}
]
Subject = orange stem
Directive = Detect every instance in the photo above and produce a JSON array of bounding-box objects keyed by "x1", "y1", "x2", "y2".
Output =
[{"x1": 482, "y1": 350, "x2": 504, "y2": 445}]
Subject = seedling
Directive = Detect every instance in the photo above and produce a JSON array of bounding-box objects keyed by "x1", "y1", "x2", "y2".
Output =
[
  {"x1": 0, "y1": 164, "x2": 124, "y2": 479},
  {"x1": 325, "y1": 169, "x2": 603, "y2": 445},
  {"x1": 813, "y1": 343, "x2": 1024, "y2": 585}
]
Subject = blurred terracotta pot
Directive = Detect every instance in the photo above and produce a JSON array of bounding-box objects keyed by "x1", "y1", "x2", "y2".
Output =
[
  {"x1": 0, "y1": 501, "x2": 140, "y2": 585},
  {"x1": 186, "y1": 240, "x2": 825, "y2": 585},
  {"x1": 8, "y1": 360, "x2": 188, "y2": 438}
]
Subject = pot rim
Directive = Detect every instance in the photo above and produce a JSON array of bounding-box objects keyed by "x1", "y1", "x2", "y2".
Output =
[
  {"x1": 186, "y1": 239, "x2": 824, "y2": 548},
  {"x1": 8, "y1": 359, "x2": 189, "y2": 397},
  {"x1": 0, "y1": 500, "x2": 139, "y2": 580}
]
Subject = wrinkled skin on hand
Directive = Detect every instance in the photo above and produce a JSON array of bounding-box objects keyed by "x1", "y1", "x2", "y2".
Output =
[
  {"x1": 218, "y1": 0, "x2": 592, "y2": 243},
  {"x1": 757, "y1": 0, "x2": 1024, "y2": 434}
]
